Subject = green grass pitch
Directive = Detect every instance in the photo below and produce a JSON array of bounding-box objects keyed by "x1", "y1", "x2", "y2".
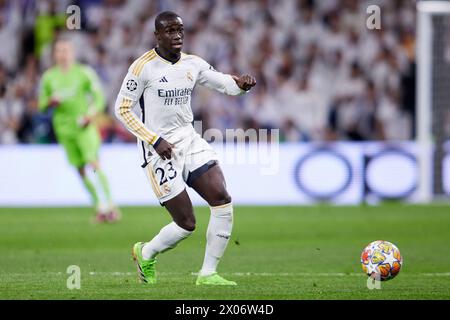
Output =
[{"x1": 0, "y1": 205, "x2": 450, "y2": 299}]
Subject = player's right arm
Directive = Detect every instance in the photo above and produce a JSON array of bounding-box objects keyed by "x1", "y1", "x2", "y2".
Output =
[
  {"x1": 114, "y1": 61, "x2": 173, "y2": 160},
  {"x1": 38, "y1": 71, "x2": 60, "y2": 112},
  {"x1": 38, "y1": 72, "x2": 51, "y2": 112}
]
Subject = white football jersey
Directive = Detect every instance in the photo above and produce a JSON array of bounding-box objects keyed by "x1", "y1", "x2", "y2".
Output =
[{"x1": 114, "y1": 48, "x2": 244, "y2": 157}]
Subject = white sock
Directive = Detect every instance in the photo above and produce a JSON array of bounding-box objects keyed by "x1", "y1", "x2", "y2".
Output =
[
  {"x1": 199, "y1": 203, "x2": 233, "y2": 276},
  {"x1": 142, "y1": 222, "x2": 193, "y2": 260}
]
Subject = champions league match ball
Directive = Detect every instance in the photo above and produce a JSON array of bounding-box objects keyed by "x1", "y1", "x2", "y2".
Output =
[{"x1": 361, "y1": 240, "x2": 403, "y2": 281}]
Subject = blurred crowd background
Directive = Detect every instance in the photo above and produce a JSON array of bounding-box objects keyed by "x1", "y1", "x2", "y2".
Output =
[{"x1": 0, "y1": 0, "x2": 417, "y2": 144}]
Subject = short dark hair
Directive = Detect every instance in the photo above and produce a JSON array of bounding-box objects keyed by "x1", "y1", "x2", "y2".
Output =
[
  {"x1": 154, "y1": 11, "x2": 181, "y2": 31},
  {"x1": 54, "y1": 34, "x2": 73, "y2": 45}
]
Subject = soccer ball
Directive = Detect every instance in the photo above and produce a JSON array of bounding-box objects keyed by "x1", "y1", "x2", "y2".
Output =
[{"x1": 361, "y1": 240, "x2": 403, "y2": 281}]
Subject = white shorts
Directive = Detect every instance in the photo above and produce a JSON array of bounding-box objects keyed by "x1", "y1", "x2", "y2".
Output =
[{"x1": 141, "y1": 126, "x2": 218, "y2": 204}]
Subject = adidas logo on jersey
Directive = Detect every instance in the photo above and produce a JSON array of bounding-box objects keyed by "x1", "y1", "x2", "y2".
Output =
[
  {"x1": 159, "y1": 76, "x2": 168, "y2": 83},
  {"x1": 186, "y1": 71, "x2": 193, "y2": 82}
]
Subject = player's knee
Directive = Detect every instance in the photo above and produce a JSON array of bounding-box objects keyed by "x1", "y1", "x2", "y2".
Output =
[
  {"x1": 222, "y1": 193, "x2": 232, "y2": 205},
  {"x1": 90, "y1": 161, "x2": 99, "y2": 171},
  {"x1": 181, "y1": 221, "x2": 196, "y2": 232},
  {"x1": 78, "y1": 167, "x2": 86, "y2": 177},
  {"x1": 178, "y1": 216, "x2": 196, "y2": 232},
  {"x1": 209, "y1": 189, "x2": 232, "y2": 207}
]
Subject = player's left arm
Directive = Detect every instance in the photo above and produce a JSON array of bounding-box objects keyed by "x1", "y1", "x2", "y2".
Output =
[
  {"x1": 196, "y1": 58, "x2": 256, "y2": 95},
  {"x1": 81, "y1": 65, "x2": 106, "y2": 126},
  {"x1": 230, "y1": 74, "x2": 257, "y2": 92}
]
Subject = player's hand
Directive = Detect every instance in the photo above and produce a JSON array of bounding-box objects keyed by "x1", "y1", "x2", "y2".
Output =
[
  {"x1": 232, "y1": 74, "x2": 256, "y2": 91},
  {"x1": 154, "y1": 138, "x2": 175, "y2": 160},
  {"x1": 48, "y1": 97, "x2": 60, "y2": 108},
  {"x1": 78, "y1": 116, "x2": 92, "y2": 128}
]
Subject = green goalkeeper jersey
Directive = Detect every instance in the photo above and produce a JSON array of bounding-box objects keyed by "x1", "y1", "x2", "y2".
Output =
[{"x1": 38, "y1": 63, "x2": 106, "y2": 138}]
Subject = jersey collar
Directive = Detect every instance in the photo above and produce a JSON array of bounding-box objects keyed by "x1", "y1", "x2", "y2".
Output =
[{"x1": 154, "y1": 48, "x2": 183, "y2": 65}]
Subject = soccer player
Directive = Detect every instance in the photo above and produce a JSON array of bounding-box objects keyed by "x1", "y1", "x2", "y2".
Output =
[
  {"x1": 115, "y1": 11, "x2": 256, "y2": 286},
  {"x1": 39, "y1": 37, "x2": 120, "y2": 223}
]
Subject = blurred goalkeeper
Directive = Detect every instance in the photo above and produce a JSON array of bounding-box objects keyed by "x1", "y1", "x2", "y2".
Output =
[{"x1": 38, "y1": 37, "x2": 120, "y2": 223}]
